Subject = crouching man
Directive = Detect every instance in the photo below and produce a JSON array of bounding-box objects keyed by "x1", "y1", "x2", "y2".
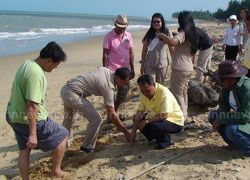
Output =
[
  {"x1": 61, "y1": 67, "x2": 132, "y2": 153},
  {"x1": 132, "y1": 74, "x2": 184, "y2": 149},
  {"x1": 209, "y1": 60, "x2": 250, "y2": 155}
]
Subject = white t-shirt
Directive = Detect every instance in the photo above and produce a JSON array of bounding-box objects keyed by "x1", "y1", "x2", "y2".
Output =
[{"x1": 229, "y1": 91, "x2": 237, "y2": 111}]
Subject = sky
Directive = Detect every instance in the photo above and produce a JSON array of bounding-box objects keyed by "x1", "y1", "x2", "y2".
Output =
[{"x1": 0, "y1": 0, "x2": 232, "y2": 18}]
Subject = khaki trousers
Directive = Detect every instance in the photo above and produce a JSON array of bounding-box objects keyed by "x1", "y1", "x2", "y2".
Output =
[
  {"x1": 60, "y1": 85, "x2": 102, "y2": 149},
  {"x1": 196, "y1": 45, "x2": 213, "y2": 82},
  {"x1": 145, "y1": 66, "x2": 167, "y2": 85},
  {"x1": 170, "y1": 70, "x2": 192, "y2": 120}
]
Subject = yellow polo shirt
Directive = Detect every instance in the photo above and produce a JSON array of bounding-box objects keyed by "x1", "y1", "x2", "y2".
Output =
[{"x1": 138, "y1": 83, "x2": 184, "y2": 126}]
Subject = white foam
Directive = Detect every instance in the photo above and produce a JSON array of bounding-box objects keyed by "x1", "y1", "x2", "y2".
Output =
[{"x1": 0, "y1": 24, "x2": 150, "y2": 41}]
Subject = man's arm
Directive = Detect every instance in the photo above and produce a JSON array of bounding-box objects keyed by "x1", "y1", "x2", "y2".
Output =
[
  {"x1": 102, "y1": 48, "x2": 110, "y2": 67},
  {"x1": 129, "y1": 47, "x2": 135, "y2": 79},
  {"x1": 217, "y1": 91, "x2": 250, "y2": 125},
  {"x1": 106, "y1": 105, "x2": 131, "y2": 141},
  {"x1": 26, "y1": 100, "x2": 38, "y2": 149},
  {"x1": 137, "y1": 113, "x2": 168, "y2": 130}
]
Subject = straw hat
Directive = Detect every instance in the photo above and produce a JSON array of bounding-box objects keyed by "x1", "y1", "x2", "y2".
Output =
[{"x1": 114, "y1": 15, "x2": 128, "y2": 28}]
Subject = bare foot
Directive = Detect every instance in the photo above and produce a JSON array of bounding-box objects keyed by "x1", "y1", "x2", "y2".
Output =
[{"x1": 50, "y1": 169, "x2": 65, "y2": 178}]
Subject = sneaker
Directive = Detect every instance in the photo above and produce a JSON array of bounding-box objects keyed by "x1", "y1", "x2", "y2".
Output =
[{"x1": 79, "y1": 146, "x2": 94, "y2": 153}]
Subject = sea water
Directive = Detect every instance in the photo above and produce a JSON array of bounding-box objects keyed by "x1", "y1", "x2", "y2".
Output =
[{"x1": 0, "y1": 11, "x2": 177, "y2": 57}]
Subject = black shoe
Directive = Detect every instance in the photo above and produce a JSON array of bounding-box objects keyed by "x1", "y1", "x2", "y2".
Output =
[
  {"x1": 148, "y1": 139, "x2": 157, "y2": 146},
  {"x1": 80, "y1": 146, "x2": 94, "y2": 153},
  {"x1": 154, "y1": 141, "x2": 174, "y2": 150}
]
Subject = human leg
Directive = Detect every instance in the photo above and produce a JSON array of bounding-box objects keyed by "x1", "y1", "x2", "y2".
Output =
[
  {"x1": 61, "y1": 85, "x2": 76, "y2": 138},
  {"x1": 35, "y1": 118, "x2": 69, "y2": 176},
  {"x1": 141, "y1": 120, "x2": 183, "y2": 149},
  {"x1": 156, "y1": 67, "x2": 167, "y2": 85},
  {"x1": 6, "y1": 114, "x2": 69, "y2": 178},
  {"x1": 170, "y1": 70, "x2": 192, "y2": 120},
  {"x1": 224, "y1": 125, "x2": 250, "y2": 154},
  {"x1": 208, "y1": 110, "x2": 234, "y2": 146},
  {"x1": 145, "y1": 66, "x2": 156, "y2": 82},
  {"x1": 51, "y1": 136, "x2": 67, "y2": 177},
  {"x1": 196, "y1": 46, "x2": 213, "y2": 82},
  {"x1": 61, "y1": 86, "x2": 102, "y2": 150},
  {"x1": 19, "y1": 148, "x2": 31, "y2": 180},
  {"x1": 62, "y1": 104, "x2": 74, "y2": 139},
  {"x1": 225, "y1": 45, "x2": 239, "y2": 60},
  {"x1": 114, "y1": 83, "x2": 130, "y2": 111},
  {"x1": 76, "y1": 97, "x2": 102, "y2": 150}
]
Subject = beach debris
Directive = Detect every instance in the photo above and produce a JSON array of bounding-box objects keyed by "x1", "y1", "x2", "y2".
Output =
[
  {"x1": 204, "y1": 159, "x2": 223, "y2": 164},
  {"x1": 188, "y1": 80, "x2": 219, "y2": 107}
]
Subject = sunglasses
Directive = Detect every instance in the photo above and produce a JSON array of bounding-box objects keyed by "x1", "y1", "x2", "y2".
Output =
[{"x1": 153, "y1": 21, "x2": 161, "y2": 24}]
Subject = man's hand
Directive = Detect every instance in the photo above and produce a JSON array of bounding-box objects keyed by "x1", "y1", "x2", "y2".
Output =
[
  {"x1": 26, "y1": 134, "x2": 38, "y2": 149},
  {"x1": 239, "y1": 44, "x2": 243, "y2": 54},
  {"x1": 130, "y1": 71, "x2": 135, "y2": 80},
  {"x1": 26, "y1": 100, "x2": 38, "y2": 149},
  {"x1": 212, "y1": 121, "x2": 220, "y2": 130},
  {"x1": 106, "y1": 106, "x2": 132, "y2": 142},
  {"x1": 131, "y1": 130, "x2": 137, "y2": 143},
  {"x1": 133, "y1": 112, "x2": 143, "y2": 124},
  {"x1": 124, "y1": 131, "x2": 132, "y2": 142},
  {"x1": 138, "y1": 120, "x2": 147, "y2": 130},
  {"x1": 222, "y1": 44, "x2": 226, "y2": 51}
]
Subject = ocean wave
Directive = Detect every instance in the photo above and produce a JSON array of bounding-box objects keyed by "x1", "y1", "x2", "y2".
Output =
[{"x1": 0, "y1": 24, "x2": 149, "y2": 41}]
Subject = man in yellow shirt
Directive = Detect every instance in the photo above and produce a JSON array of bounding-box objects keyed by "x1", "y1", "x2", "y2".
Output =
[{"x1": 132, "y1": 74, "x2": 184, "y2": 149}]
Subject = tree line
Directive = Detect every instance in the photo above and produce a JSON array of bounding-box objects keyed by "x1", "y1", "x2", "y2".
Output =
[{"x1": 172, "y1": 0, "x2": 250, "y2": 21}]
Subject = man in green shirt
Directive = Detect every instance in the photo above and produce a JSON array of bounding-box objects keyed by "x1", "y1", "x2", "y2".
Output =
[
  {"x1": 209, "y1": 60, "x2": 250, "y2": 155},
  {"x1": 6, "y1": 42, "x2": 68, "y2": 179}
]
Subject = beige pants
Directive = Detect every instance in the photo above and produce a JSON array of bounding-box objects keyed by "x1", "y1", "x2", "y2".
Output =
[
  {"x1": 60, "y1": 85, "x2": 102, "y2": 149},
  {"x1": 170, "y1": 70, "x2": 192, "y2": 120},
  {"x1": 196, "y1": 45, "x2": 213, "y2": 82},
  {"x1": 145, "y1": 66, "x2": 167, "y2": 84}
]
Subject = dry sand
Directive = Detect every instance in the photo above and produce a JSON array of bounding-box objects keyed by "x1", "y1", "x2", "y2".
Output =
[{"x1": 0, "y1": 22, "x2": 250, "y2": 180}]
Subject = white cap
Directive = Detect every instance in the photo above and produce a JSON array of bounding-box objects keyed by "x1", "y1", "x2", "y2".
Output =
[{"x1": 229, "y1": 15, "x2": 238, "y2": 21}]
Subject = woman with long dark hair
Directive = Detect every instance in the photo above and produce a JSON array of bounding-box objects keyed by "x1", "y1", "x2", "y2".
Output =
[
  {"x1": 239, "y1": 7, "x2": 249, "y2": 45},
  {"x1": 156, "y1": 11, "x2": 198, "y2": 120},
  {"x1": 140, "y1": 13, "x2": 173, "y2": 84},
  {"x1": 242, "y1": 8, "x2": 250, "y2": 77}
]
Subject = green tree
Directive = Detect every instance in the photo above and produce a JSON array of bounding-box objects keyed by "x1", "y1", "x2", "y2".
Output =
[{"x1": 172, "y1": 0, "x2": 250, "y2": 21}]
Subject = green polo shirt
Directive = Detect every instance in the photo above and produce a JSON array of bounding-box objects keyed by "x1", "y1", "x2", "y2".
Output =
[
  {"x1": 218, "y1": 76, "x2": 250, "y2": 134},
  {"x1": 7, "y1": 60, "x2": 48, "y2": 124}
]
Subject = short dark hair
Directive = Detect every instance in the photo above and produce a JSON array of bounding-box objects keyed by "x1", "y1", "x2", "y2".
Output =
[
  {"x1": 40, "y1": 41, "x2": 67, "y2": 63},
  {"x1": 115, "y1": 67, "x2": 130, "y2": 80},
  {"x1": 137, "y1": 74, "x2": 155, "y2": 85}
]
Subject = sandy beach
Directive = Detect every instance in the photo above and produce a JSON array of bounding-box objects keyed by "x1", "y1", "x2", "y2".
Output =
[{"x1": 1, "y1": 22, "x2": 250, "y2": 180}]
